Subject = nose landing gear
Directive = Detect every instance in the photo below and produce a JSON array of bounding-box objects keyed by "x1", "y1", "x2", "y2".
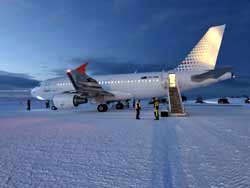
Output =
[{"x1": 51, "y1": 106, "x2": 58, "y2": 110}]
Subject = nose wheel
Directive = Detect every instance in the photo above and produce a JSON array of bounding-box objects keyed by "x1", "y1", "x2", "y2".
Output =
[
  {"x1": 97, "y1": 104, "x2": 108, "y2": 112},
  {"x1": 51, "y1": 106, "x2": 58, "y2": 110}
]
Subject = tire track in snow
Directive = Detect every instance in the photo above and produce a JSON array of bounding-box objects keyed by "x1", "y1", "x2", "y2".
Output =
[{"x1": 151, "y1": 119, "x2": 187, "y2": 188}]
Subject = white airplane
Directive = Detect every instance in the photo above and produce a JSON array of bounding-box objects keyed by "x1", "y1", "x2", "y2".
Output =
[{"x1": 31, "y1": 25, "x2": 234, "y2": 112}]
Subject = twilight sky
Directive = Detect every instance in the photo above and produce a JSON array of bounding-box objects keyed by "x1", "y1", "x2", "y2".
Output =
[{"x1": 0, "y1": 0, "x2": 250, "y2": 96}]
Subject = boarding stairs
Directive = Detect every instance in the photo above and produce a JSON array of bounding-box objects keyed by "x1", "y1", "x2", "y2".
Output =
[{"x1": 167, "y1": 73, "x2": 186, "y2": 116}]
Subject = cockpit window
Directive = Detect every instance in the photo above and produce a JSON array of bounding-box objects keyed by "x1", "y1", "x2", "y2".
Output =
[{"x1": 141, "y1": 76, "x2": 147, "y2": 79}]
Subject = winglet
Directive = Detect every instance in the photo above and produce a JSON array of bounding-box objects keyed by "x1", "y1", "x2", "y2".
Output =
[
  {"x1": 66, "y1": 69, "x2": 78, "y2": 90},
  {"x1": 76, "y1": 62, "x2": 88, "y2": 75}
]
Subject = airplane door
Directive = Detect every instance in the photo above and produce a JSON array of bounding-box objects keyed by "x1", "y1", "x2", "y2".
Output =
[{"x1": 169, "y1": 73, "x2": 176, "y2": 88}]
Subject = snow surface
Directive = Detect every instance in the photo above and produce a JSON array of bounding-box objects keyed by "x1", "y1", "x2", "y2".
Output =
[{"x1": 0, "y1": 102, "x2": 250, "y2": 188}]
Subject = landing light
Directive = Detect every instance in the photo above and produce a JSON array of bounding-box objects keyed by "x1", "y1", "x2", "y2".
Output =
[
  {"x1": 66, "y1": 69, "x2": 71, "y2": 73},
  {"x1": 36, "y1": 96, "x2": 45, "y2": 100},
  {"x1": 232, "y1": 73, "x2": 236, "y2": 79}
]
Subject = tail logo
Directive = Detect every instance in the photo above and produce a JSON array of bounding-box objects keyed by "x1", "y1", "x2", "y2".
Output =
[{"x1": 175, "y1": 25, "x2": 225, "y2": 72}]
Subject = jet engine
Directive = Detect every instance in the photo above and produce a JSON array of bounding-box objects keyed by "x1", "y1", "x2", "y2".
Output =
[{"x1": 53, "y1": 94, "x2": 88, "y2": 109}]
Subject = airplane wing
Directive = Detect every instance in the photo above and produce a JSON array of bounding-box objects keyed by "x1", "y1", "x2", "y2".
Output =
[{"x1": 66, "y1": 63, "x2": 114, "y2": 98}]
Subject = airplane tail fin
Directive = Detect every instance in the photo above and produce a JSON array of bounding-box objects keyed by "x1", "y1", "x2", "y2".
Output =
[{"x1": 175, "y1": 25, "x2": 226, "y2": 72}]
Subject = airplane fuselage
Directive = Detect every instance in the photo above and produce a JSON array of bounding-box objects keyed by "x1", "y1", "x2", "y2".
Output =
[{"x1": 31, "y1": 70, "x2": 232, "y2": 102}]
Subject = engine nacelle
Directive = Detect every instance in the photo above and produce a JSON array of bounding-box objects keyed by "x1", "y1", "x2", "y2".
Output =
[{"x1": 53, "y1": 94, "x2": 88, "y2": 109}]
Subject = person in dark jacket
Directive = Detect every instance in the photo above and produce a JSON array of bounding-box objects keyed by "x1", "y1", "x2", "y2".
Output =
[
  {"x1": 153, "y1": 97, "x2": 159, "y2": 120},
  {"x1": 135, "y1": 100, "x2": 141, "y2": 119},
  {"x1": 133, "y1": 99, "x2": 136, "y2": 108},
  {"x1": 27, "y1": 99, "x2": 31, "y2": 111},
  {"x1": 45, "y1": 100, "x2": 50, "y2": 109}
]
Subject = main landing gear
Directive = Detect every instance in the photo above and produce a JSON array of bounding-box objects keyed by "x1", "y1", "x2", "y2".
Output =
[
  {"x1": 97, "y1": 102, "x2": 126, "y2": 112},
  {"x1": 115, "y1": 102, "x2": 124, "y2": 110},
  {"x1": 97, "y1": 104, "x2": 108, "y2": 112}
]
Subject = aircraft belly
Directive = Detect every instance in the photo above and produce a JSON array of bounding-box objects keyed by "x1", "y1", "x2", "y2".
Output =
[{"x1": 109, "y1": 83, "x2": 166, "y2": 99}]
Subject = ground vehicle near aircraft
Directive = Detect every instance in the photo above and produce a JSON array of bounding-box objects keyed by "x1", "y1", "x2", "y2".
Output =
[{"x1": 218, "y1": 98, "x2": 230, "y2": 104}]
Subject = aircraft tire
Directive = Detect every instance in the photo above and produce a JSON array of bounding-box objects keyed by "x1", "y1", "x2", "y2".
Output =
[
  {"x1": 97, "y1": 104, "x2": 108, "y2": 112},
  {"x1": 51, "y1": 106, "x2": 58, "y2": 110},
  {"x1": 116, "y1": 102, "x2": 124, "y2": 110}
]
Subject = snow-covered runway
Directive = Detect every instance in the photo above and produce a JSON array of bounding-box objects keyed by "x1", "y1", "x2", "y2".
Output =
[{"x1": 0, "y1": 104, "x2": 250, "y2": 188}]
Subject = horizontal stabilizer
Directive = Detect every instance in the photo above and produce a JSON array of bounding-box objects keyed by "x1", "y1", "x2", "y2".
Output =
[{"x1": 191, "y1": 66, "x2": 232, "y2": 82}]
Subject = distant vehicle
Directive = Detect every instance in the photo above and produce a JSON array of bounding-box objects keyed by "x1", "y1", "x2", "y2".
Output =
[
  {"x1": 245, "y1": 98, "x2": 250, "y2": 104},
  {"x1": 182, "y1": 96, "x2": 187, "y2": 102},
  {"x1": 196, "y1": 96, "x2": 204, "y2": 104},
  {"x1": 218, "y1": 98, "x2": 230, "y2": 104},
  {"x1": 31, "y1": 25, "x2": 234, "y2": 112}
]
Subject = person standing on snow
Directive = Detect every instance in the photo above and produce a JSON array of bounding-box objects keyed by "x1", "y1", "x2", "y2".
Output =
[
  {"x1": 27, "y1": 99, "x2": 31, "y2": 111},
  {"x1": 135, "y1": 100, "x2": 141, "y2": 119},
  {"x1": 153, "y1": 97, "x2": 160, "y2": 120}
]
